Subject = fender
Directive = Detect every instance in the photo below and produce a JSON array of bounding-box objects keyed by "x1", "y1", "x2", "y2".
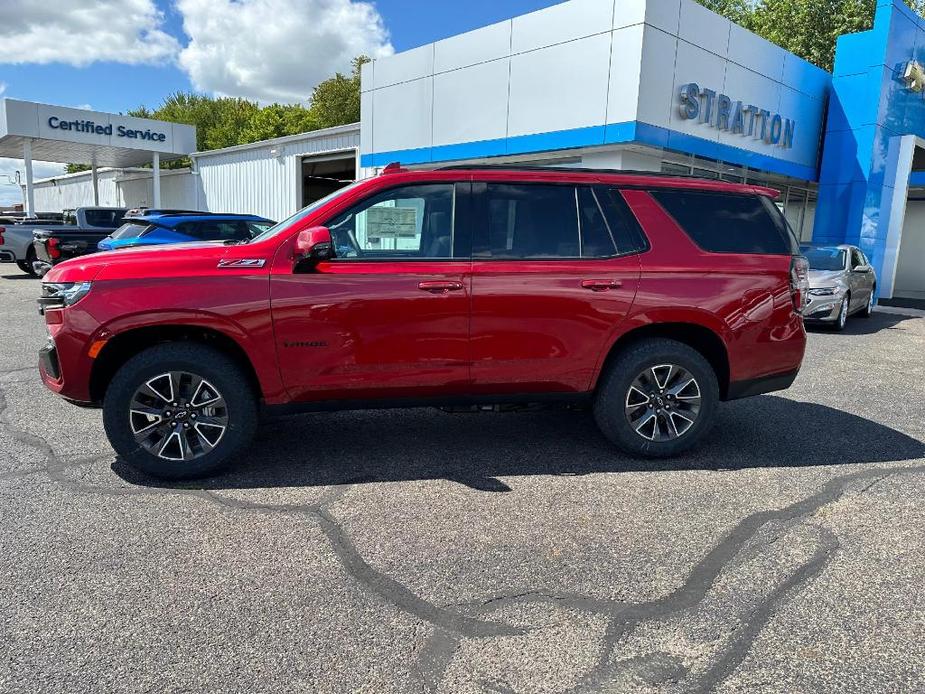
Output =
[
  {"x1": 92, "y1": 309, "x2": 287, "y2": 404},
  {"x1": 588, "y1": 305, "x2": 734, "y2": 390}
]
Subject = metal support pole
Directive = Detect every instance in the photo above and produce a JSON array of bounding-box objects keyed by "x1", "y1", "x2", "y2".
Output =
[
  {"x1": 91, "y1": 160, "x2": 100, "y2": 206},
  {"x1": 23, "y1": 139, "x2": 35, "y2": 217},
  {"x1": 152, "y1": 152, "x2": 161, "y2": 207}
]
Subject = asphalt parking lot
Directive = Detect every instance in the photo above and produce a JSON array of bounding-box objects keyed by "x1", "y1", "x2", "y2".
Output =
[{"x1": 1, "y1": 271, "x2": 924, "y2": 694}]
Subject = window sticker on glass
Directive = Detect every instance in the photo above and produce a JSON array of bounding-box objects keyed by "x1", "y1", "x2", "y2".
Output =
[{"x1": 365, "y1": 206, "x2": 419, "y2": 243}]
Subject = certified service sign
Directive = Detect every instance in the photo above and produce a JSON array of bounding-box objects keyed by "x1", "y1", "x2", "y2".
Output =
[{"x1": 678, "y1": 83, "x2": 796, "y2": 149}]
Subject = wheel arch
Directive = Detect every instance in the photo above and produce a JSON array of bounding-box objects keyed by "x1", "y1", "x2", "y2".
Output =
[
  {"x1": 594, "y1": 322, "x2": 731, "y2": 399},
  {"x1": 89, "y1": 324, "x2": 263, "y2": 405}
]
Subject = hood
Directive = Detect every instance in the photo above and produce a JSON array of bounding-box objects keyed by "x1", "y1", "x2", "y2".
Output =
[
  {"x1": 808, "y1": 269, "x2": 847, "y2": 288},
  {"x1": 43, "y1": 240, "x2": 266, "y2": 283}
]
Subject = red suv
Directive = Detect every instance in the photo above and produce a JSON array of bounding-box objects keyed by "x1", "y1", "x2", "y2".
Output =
[{"x1": 38, "y1": 166, "x2": 808, "y2": 479}]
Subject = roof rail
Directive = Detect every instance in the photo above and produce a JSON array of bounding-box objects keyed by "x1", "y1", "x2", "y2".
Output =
[{"x1": 435, "y1": 164, "x2": 706, "y2": 178}]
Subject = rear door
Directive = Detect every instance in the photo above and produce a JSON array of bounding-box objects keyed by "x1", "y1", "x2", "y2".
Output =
[
  {"x1": 468, "y1": 181, "x2": 642, "y2": 394},
  {"x1": 271, "y1": 181, "x2": 473, "y2": 402}
]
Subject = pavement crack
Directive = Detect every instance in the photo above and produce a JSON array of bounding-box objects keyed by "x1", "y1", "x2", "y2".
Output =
[{"x1": 567, "y1": 463, "x2": 925, "y2": 692}]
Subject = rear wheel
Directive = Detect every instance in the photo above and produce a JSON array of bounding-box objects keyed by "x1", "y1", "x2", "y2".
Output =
[
  {"x1": 103, "y1": 343, "x2": 257, "y2": 479},
  {"x1": 16, "y1": 248, "x2": 37, "y2": 277},
  {"x1": 593, "y1": 338, "x2": 719, "y2": 458}
]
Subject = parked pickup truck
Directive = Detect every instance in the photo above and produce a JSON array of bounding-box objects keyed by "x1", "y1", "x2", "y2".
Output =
[
  {"x1": 31, "y1": 207, "x2": 128, "y2": 276},
  {"x1": 0, "y1": 214, "x2": 66, "y2": 276}
]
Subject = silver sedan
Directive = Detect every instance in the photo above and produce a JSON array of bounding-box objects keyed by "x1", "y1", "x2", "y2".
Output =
[{"x1": 801, "y1": 245, "x2": 877, "y2": 330}]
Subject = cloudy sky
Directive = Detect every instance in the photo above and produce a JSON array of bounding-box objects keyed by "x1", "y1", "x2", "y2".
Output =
[{"x1": 0, "y1": 0, "x2": 560, "y2": 206}]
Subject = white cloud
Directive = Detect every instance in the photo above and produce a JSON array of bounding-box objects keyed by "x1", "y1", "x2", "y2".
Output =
[
  {"x1": 0, "y1": 0, "x2": 179, "y2": 66},
  {"x1": 177, "y1": 0, "x2": 393, "y2": 104},
  {"x1": 0, "y1": 159, "x2": 66, "y2": 208}
]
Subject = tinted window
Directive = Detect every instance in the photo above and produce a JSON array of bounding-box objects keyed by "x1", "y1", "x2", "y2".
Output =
[
  {"x1": 246, "y1": 222, "x2": 273, "y2": 238},
  {"x1": 110, "y1": 223, "x2": 152, "y2": 240},
  {"x1": 802, "y1": 247, "x2": 846, "y2": 271},
  {"x1": 597, "y1": 187, "x2": 649, "y2": 254},
  {"x1": 181, "y1": 221, "x2": 250, "y2": 242},
  {"x1": 652, "y1": 190, "x2": 794, "y2": 255},
  {"x1": 850, "y1": 248, "x2": 865, "y2": 269},
  {"x1": 475, "y1": 184, "x2": 580, "y2": 259},
  {"x1": 577, "y1": 187, "x2": 617, "y2": 258},
  {"x1": 326, "y1": 183, "x2": 456, "y2": 259},
  {"x1": 84, "y1": 209, "x2": 127, "y2": 228}
]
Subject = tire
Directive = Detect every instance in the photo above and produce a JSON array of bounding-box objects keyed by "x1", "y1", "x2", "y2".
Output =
[
  {"x1": 17, "y1": 248, "x2": 37, "y2": 277},
  {"x1": 103, "y1": 343, "x2": 257, "y2": 480},
  {"x1": 859, "y1": 287, "x2": 875, "y2": 318},
  {"x1": 593, "y1": 338, "x2": 719, "y2": 459},
  {"x1": 833, "y1": 295, "x2": 849, "y2": 331}
]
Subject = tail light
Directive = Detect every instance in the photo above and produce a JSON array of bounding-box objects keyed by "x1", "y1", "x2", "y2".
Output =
[
  {"x1": 790, "y1": 255, "x2": 810, "y2": 313},
  {"x1": 0, "y1": 226, "x2": 5, "y2": 245},
  {"x1": 48, "y1": 237, "x2": 61, "y2": 260}
]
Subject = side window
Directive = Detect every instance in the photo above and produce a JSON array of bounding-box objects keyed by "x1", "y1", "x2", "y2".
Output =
[
  {"x1": 474, "y1": 184, "x2": 580, "y2": 259},
  {"x1": 596, "y1": 187, "x2": 650, "y2": 254},
  {"x1": 577, "y1": 187, "x2": 617, "y2": 258},
  {"x1": 651, "y1": 190, "x2": 795, "y2": 255},
  {"x1": 246, "y1": 222, "x2": 273, "y2": 238},
  {"x1": 326, "y1": 183, "x2": 456, "y2": 259},
  {"x1": 851, "y1": 249, "x2": 865, "y2": 269}
]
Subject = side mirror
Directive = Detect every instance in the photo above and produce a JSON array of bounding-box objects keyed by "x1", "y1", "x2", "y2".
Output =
[{"x1": 294, "y1": 226, "x2": 334, "y2": 267}]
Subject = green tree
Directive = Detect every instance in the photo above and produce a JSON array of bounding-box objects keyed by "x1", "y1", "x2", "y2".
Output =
[
  {"x1": 703, "y1": 0, "x2": 925, "y2": 71},
  {"x1": 305, "y1": 56, "x2": 370, "y2": 129}
]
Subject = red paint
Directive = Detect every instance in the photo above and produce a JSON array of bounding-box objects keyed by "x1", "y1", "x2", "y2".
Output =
[{"x1": 40, "y1": 168, "x2": 805, "y2": 408}]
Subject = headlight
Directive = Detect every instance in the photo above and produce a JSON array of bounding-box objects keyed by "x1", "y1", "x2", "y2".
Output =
[
  {"x1": 808, "y1": 287, "x2": 838, "y2": 296},
  {"x1": 39, "y1": 281, "x2": 93, "y2": 310}
]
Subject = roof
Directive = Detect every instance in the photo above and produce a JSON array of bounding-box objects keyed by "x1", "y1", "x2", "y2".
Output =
[
  {"x1": 191, "y1": 122, "x2": 360, "y2": 159},
  {"x1": 135, "y1": 212, "x2": 274, "y2": 227},
  {"x1": 0, "y1": 98, "x2": 196, "y2": 167}
]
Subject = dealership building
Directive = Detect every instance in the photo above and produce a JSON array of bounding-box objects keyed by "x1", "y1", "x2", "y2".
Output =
[{"x1": 12, "y1": 0, "x2": 925, "y2": 301}]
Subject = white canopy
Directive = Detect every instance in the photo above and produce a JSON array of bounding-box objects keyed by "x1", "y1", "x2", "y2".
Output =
[{"x1": 0, "y1": 98, "x2": 197, "y2": 213}]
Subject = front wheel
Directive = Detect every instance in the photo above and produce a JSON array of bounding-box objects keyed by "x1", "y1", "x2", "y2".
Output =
[
  {"x1": 593, "y1": 338, "x2": 719, "y2": 458},
  {"x1": 833, "y1": 295, "x2": 849, "y2": 331},
  {"x1": 103, "y1": 343, "x2": 257, "y2": 479},
  {"x1": 859, "y1": 288, "x2": 875, "y2": 318}
]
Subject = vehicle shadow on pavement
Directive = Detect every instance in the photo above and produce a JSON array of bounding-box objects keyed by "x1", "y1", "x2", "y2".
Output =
[
  {"x1": 114, "y1": 394, "x2": 925, "y2": 492},
  {"x1": 0, "y1": 274, "x2": 37, "y2": 281},
  {"x1": 805, "y1": 310, "x2": 920, "y2": 336}
]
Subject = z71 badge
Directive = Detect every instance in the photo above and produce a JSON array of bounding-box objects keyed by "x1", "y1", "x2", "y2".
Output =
[{"x1": 217, "y1": 258, "x2": 267, "y2": 268}]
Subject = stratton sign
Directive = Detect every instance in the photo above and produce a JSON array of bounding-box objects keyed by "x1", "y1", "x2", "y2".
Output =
[
  {"x1": 47, "y1": 116, "x2": 168, "y2": 142},
  {"x1": 678, "y1": 83, "x2": 796, "y2": 149}
]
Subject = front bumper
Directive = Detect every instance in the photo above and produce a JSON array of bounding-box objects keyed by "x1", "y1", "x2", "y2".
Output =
[{"x1": 803, "y1": 293, "x2": 843, "y2": 321}]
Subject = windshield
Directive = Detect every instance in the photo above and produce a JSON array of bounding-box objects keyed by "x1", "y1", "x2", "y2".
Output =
[
  {"x1": 110, "y1": 222, "x2": 153, "y2": 240},
  {"x1": 802, "y1": 246, "x2": 846, "y2": 271},
  {"x1": 247, "y1": 180, "x2": 366, "y2": 243}
]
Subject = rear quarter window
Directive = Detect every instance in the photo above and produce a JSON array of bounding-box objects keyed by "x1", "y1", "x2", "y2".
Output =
[{"x1": 651, "y1": 190, "x2": 796, "y2": 255}]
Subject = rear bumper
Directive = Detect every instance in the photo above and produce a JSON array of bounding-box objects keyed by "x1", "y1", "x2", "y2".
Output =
[
  {"x1": 726, "y1": 368, "x2": 800, "y2": 400},
  {"x1": 0, "y1": 249, "x2": 14, "y2": 262}
]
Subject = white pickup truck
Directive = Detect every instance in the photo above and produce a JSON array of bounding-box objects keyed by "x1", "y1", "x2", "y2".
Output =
[{"x1": 0, "y1": 208, "x2": 126, "y2": 276}]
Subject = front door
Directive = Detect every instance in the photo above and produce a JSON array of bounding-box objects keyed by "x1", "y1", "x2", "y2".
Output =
[
  {"x1": 469, "y1": 182, "x2": 642, "y2": 394},
  {"x1": 271, "y1": 181, "x2": 472, "y2": 402},
  {"x1": 848, "y1": 247, "x2": 874, "y2": 311}
]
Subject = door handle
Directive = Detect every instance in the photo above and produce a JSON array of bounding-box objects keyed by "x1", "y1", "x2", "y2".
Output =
[
  {"x1": 581, "y1": 279, "x2": 622, "y2": 292},
  {"x1": 418, "y1": 280, "x2": 464, "y2": 294}
]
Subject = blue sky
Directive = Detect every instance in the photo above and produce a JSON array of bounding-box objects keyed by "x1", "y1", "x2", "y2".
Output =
[
  {"x1": 0, "y1": 0, "x2": 563, "y2": 205},
  {"x1": 1, "y1": 0, "x2": 563, "y2": 114}
]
